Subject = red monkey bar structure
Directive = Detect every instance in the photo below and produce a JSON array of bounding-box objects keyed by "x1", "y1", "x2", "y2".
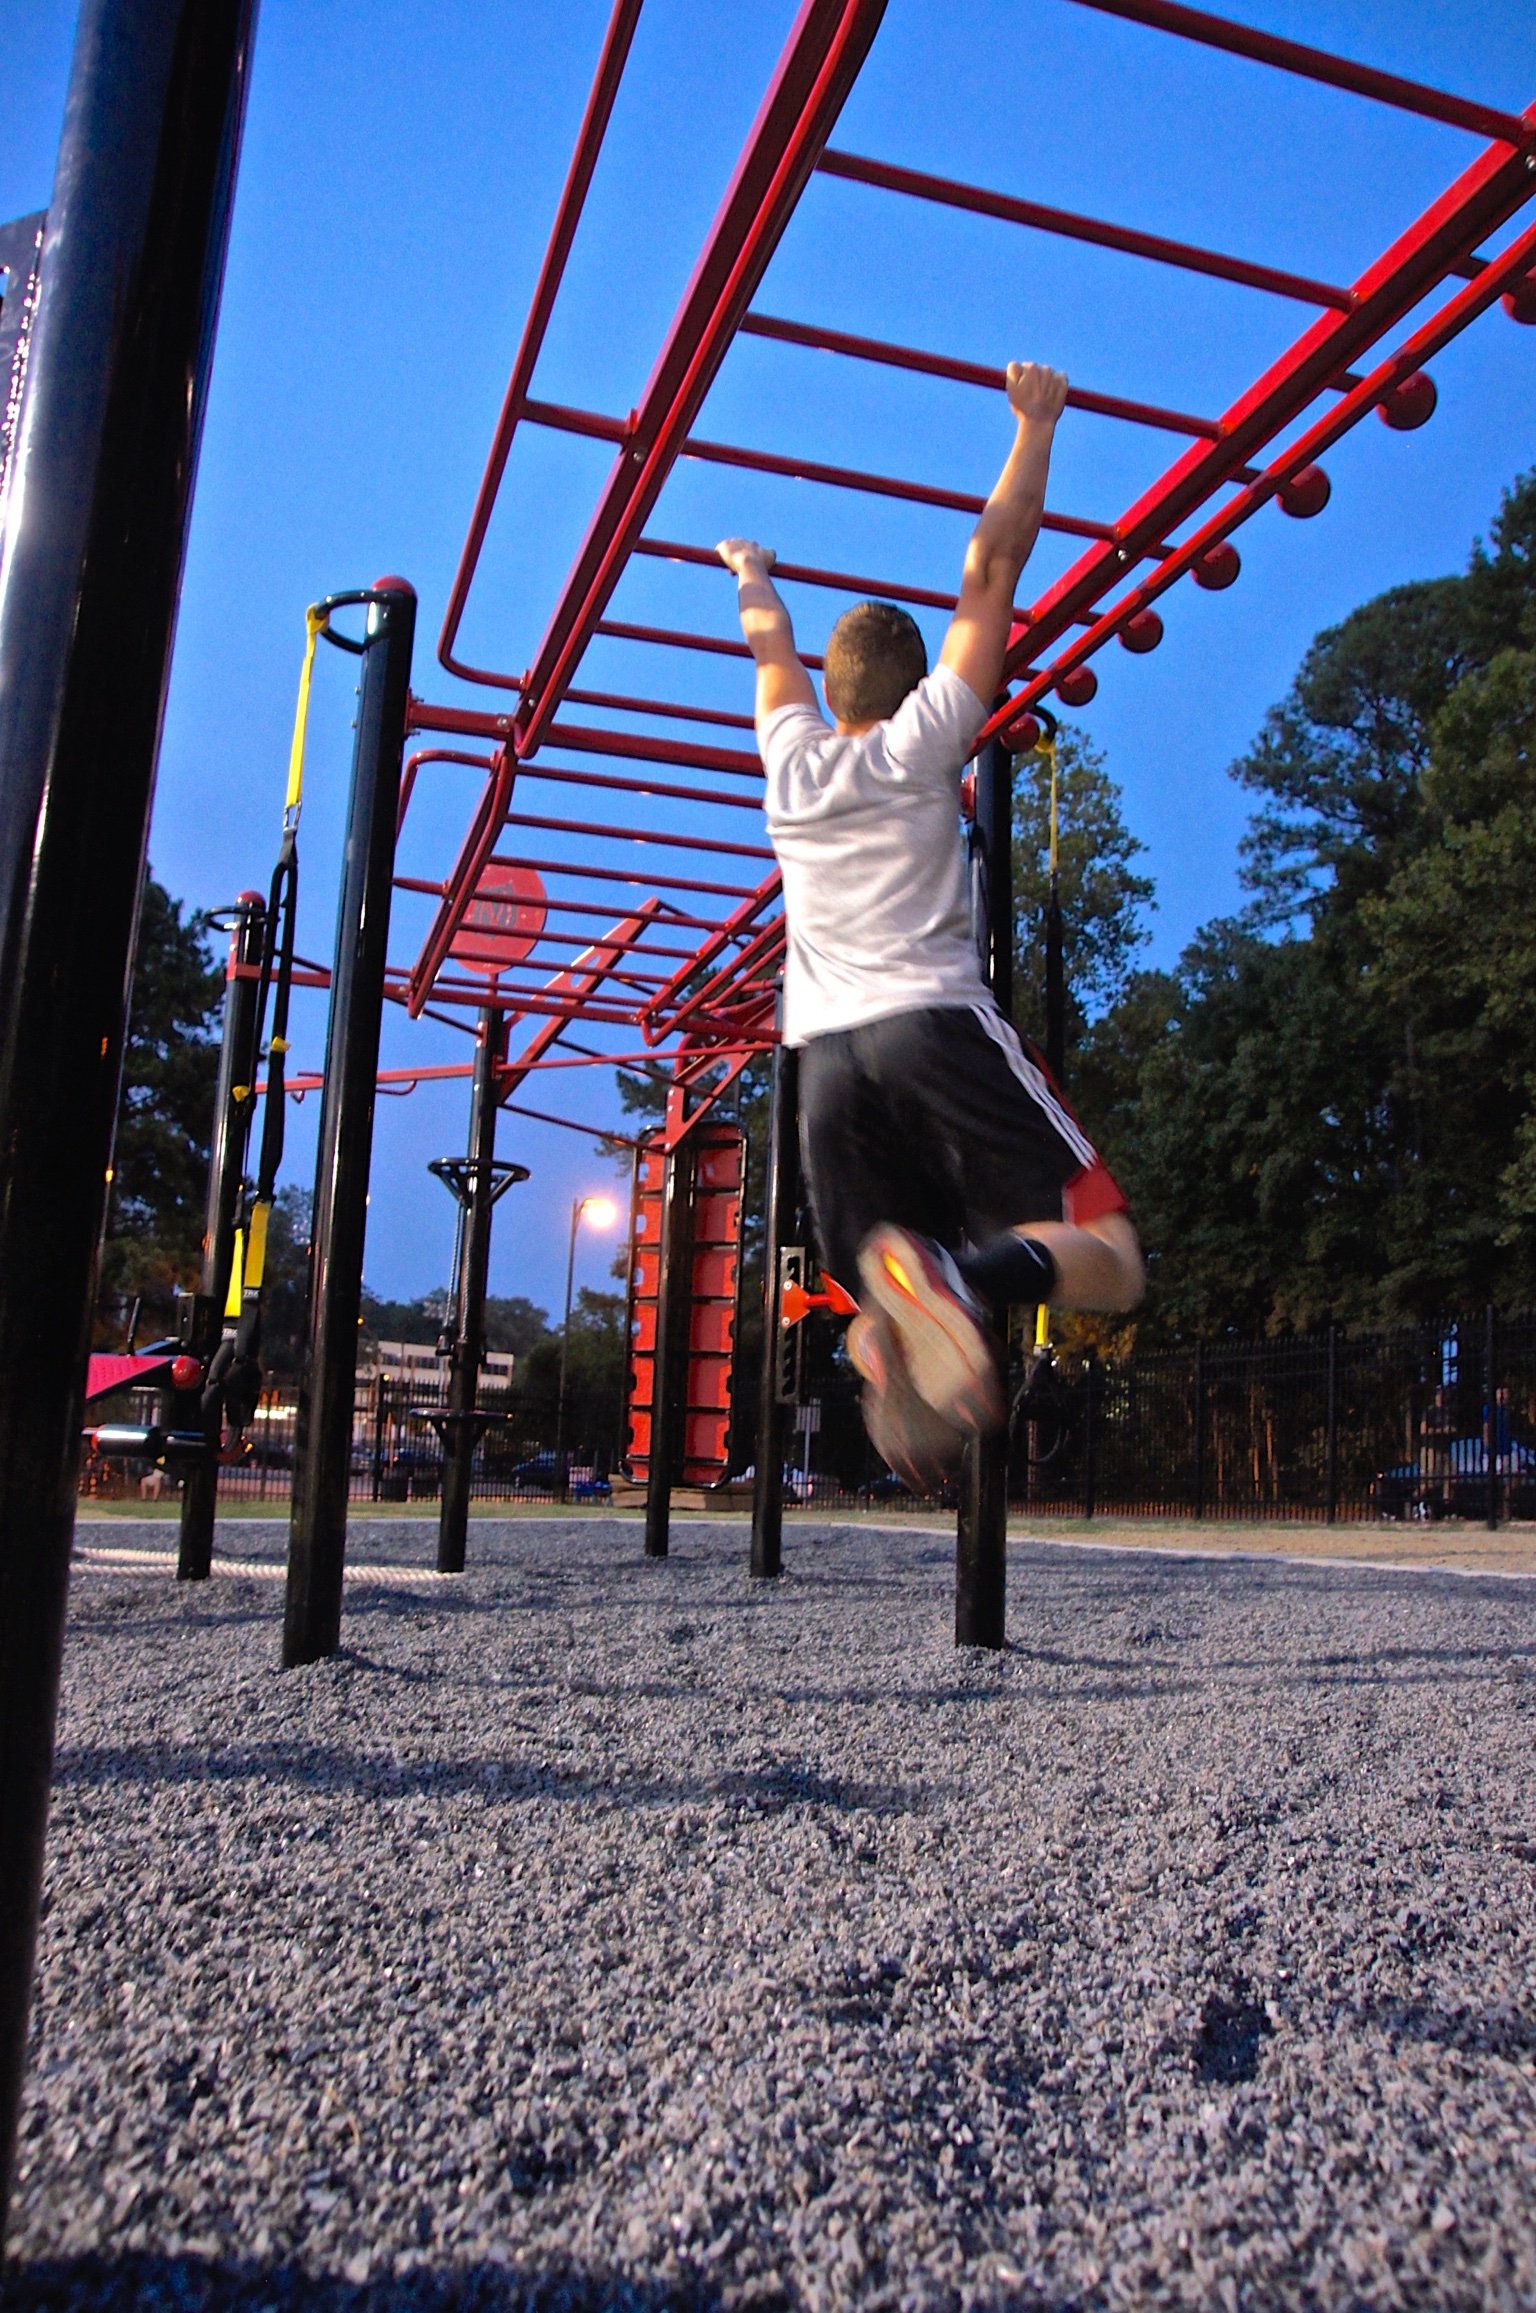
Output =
[
  {"x1": 258, "y1": 1, "x2": 1535, "y2": 1589},
  {"x1": 359, "y1": 0, "x2": 1534, "y2": 1570},
  {"x1": 378, "y1": 0, "x2": 1535, "y2": 1106}
]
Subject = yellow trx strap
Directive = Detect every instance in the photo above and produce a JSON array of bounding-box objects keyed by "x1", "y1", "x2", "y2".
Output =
[
  {"x1": 225, "y1": 1228, "x2": 245, "y2": 1319},
  {"x1": 243, "y1": 1198, "x2": 271, "y2": 1293},
  {"x1": 285, "y1": 603, "x2": 327, "y2": 832},
  {"x1": 1045, "y1": 734, "x2": 1059, "y2": 878}
]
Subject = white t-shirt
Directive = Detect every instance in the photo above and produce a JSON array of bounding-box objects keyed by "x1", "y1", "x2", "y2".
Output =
[{"x1": 758, "y1": 663, "x2": 990, "y2": 1046}]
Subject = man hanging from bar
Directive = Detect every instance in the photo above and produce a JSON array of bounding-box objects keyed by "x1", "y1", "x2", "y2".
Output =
[{"x1": 718, "y1": 359, "x2": 1143, "y2": 1490}]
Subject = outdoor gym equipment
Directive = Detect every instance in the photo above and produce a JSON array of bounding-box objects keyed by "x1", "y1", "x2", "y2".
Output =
[{"x1": 1, "y1": 0, "x2": 1533, "y2": 2250}]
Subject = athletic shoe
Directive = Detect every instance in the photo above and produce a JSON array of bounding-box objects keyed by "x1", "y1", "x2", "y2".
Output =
[
  {"x1": 846, "y1": 1310, "x2": 965, "y2": 1495},
  {"x1": 857, "y1": 1225, "x2": 1005, "y2": 1436}
]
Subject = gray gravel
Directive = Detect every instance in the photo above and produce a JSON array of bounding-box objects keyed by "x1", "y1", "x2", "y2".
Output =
[{"x1": 7, "y1": 1516, "x2": 1536, "y2": 2311}]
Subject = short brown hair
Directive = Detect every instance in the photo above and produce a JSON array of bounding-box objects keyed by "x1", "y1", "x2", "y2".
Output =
[{"x1": 823, "y1": 600, "x2": 927, "y2": 726}]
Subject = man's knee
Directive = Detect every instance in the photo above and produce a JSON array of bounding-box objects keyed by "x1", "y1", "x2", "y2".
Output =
[{"x1": 1084, "y1": 1212, "x2": 1145, "y2": 1311}]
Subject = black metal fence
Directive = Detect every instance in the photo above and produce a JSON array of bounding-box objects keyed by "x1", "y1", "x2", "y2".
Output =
[
  {"x1": 80, "y1": 1376, "x2": 626, "y2": 1507},
  {"x1": 80, "y1": 1311, "x2": 1536, "y2": 1523},
  {"x1": 779, "y1": 1308, "x2": 1536, "y2": 1524}
]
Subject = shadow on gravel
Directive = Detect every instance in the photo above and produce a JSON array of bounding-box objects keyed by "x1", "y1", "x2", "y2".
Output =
[
  {"x1": 0, "y1": 2253, "x2": 733, "y2": 2312},
  {"x1": 49, "y1": 1744, "x2": 929, "y2": 1820},
  {"x1": 1193, "y1": 1985, "x2": 1271, "y2": 2084}
]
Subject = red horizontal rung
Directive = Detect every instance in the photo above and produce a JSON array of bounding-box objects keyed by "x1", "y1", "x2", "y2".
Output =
[
  {"x1": 1067, "y1": 0, "x2": 1530, "y2": 146},
  {"x1": 562, "y1": 687, "x2": 756, "y2": 732},
  {"x1": 741, "y1": 311, "x2": 1227, "y2": 439},
  {"x1": 595, "y1": 616, "x2": 827, "y2": 671},
  {"x1": 817, "y1": 148, "x2": 1355, "y2": 310}
]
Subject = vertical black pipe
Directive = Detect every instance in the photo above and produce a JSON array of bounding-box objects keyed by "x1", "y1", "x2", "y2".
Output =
[
  {"x1": 1191, "y1": 1342, "x2": 1206, "y2": 1520},
  {"x1": 1044, "y1": 876, "x2": 1065, "y2": 1084},
  {"x1": 1081, "y1": 1351, "x2": 1097, "y2": 1521},
  {"x1": 1324, "y1": 1323, "x2": 1339, "y2": 1528},
  {"x1": 437, "y1": 1009, "x2": 506, "y2": 1574},
  {"x1": 751, "y1": 1039, "x2": 799, "y2": 1579},
  {"x1": 973, "y1": 737, "x2": 1013, "y2": 1022},
  {"x1": 1485, "y1": 1302, "x2": 1499, "y2": 1534},
  {"x1": 955, "y1": 1293, "x2": 1009, "y2": 1648},
  {"x1": 644, "y1": 1137, "x2": 694, "y2": 1560},
  {"x1": 956, "y1": 734, "x2": 1013, "y2": 1649},
  {"x1": 178, "y1": 891, "x2": 265, "y2": 1579},
  {"x1": 0, "y1": 0, "x2": 257, "y2": 2241},
  {"x1": 283, "y1": 580, "x2": 416, "y2": 1667}
]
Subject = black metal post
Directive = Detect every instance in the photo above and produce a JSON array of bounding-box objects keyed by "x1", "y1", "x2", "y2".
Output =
[
  {"x1": 1044, "y1": 875, "x2": 1065, "y2": 1084},
  {"x1": 644, "y1": 1117, "x2": 695, "y2": 1560},
  {"x1": 0, "y1": 0, "x2": 257, "y2": 2243},
  {"x1": 956, "y1": 1291, "x2": 1009, "y2": 1648},
  {"x1": 1485, "y1": 1302, "x2": 1499, "y2": 1534},
  {"x1": 1082, "y1": 1351, "x2": 1097, "y2": 1521},
  {"x1": 1192, "y1": 1342, "x2": 1206, "y2": 1520},
  {"x1": 178, "y1": 891, "x2": 265, "y2": 1579},
  {"x1": 1324, "y1": 1324, "x2": 1339, "y2": 1527},
  {"x1": 973, "y1": 735, "x2": 1013, "y2": 1021},
  {"x1": 751, "y1": 1039, "x2": 800, "y2": 1579},
  {"x1": 956, "y1": 734, "x2": 1013, "y2": 1649},
  {"x1": 283, "y1": 579, "x2": 416, "y2": 1666},
  {"x1": 436, "y1": 1010, "x2": 511, "y2": 1574}
]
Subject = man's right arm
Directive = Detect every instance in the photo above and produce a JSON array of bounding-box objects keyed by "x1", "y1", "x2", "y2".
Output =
[
  {"x1": 717, "y1": 537, "x2": 819, "y2": 725},
  {"x1": 939, "y1": 362, "x2": 1069, "y2": 709}
]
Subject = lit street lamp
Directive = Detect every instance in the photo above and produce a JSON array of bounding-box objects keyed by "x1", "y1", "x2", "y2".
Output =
[{"x1": 556, "y1": 1193, "x2": 619, "y2": 1499}]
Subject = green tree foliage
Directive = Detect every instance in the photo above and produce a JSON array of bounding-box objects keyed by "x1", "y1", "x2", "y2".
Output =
[
  {"x1": 517, "y1": 1286, "x2": 627, "y2": 1397},
  {"x1": 1084, "y1": 470, "x2": 1536, "y2": 1336},
  {"x1": 1011, "y1": 727, "x2": 1154, "y2": 1052},
  {"x1": 97, "y1": 877, "x2": 222, "y2": 1343},
  {"x1": 359, "y1": 1287, "x2": 551, "y2": 1360}
]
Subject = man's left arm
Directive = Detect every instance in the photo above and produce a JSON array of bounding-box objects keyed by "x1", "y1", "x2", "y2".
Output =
[
  {"x1": 940, "y1": 362, "x2": 1069, "y2": 709},
  {"x1": 718, "y1": 538, "x2": 819, "y2": 724}
]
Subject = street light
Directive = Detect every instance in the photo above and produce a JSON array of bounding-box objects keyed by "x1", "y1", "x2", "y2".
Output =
[{"x1": 555, "y1": 1193, "x2": 620, "y2": 1499}]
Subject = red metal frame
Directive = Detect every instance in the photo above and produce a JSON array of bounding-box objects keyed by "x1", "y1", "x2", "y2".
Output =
[{"x1": 291, "y1": 1, "x2": 1534, "y2": 1149}]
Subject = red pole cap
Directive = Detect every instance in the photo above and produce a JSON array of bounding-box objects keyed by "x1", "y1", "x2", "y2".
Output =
[
  {"x1": 1278, "y1": 463, "x2": 1331, "y2": 520},
  {"x1": 371, "y1": 574, "x2": 416, "y2": 596},
  {"x1": 1119, "y1": 609, "x2": 1164, "y2": 655},
  {"x1": 1056, "y1": 665, "x2": 1098, "y2": 708},
  {"x1": 1007, "y1": 711, "x2": 1042, "y2": 752},
  {"x1": 1192, "y1": 541, "x2": 1241, "y2": 592},
  {"x1": 170, "y1": 1355, "x2": 203, "y2": 1392},
  {"x1": 1377, "y1": 371, "x2": 1437, "y2": 431},
  {"x1": 1502, "y1": 276, "x2": 1536, "y2": 326}
]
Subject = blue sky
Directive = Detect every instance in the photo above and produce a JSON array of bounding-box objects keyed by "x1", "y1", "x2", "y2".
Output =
[{"x1": 3, "y1": 0, "x2": 1533, "y2": 1316}]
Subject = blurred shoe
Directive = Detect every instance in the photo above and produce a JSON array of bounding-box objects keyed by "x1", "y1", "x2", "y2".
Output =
[
  {"x1": 857, "y1": 1224, "x2": 1005, "y2": 1436},
  {"x1": 847, "y1": 1308, "x2": 965, "y2": 1494}
]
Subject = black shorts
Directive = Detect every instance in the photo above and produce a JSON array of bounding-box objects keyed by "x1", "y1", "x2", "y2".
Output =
[{"x1": 796, "y1": 1002, "x2": 1120, "y2": 1292}]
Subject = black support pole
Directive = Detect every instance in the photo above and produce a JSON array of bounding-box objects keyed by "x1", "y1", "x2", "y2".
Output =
[
  {"x1": 0, "y1": 0, "x2": 257, "y2": 2242},
  {"x1": 283, "y1": 580, "x2": 416, "y2": 1668},
  {"x1": 1485, "y1": 1302, "x2": 1499, "y2": 1534},
  {"x1": 956, "y1": 734, "x2": 1013, "y2": 1649},
  {"x1": 178, "y1": 891, "x2": 265, "y2": 1580},
  {"x1": 1324, "y1": 1323, "x2": 1339, "y2": 1528},
  {"x1": 751, "y1": 1038, "x2": 799, "y2": 1580},
  {"x1": 1082, "y1": 1351, "x2": 1097, "y2": 1522},
  {"x1": 1044, "y1": 875, "x2": 1066, "y2": 1085},
  {"x1": 644, "y1": 1115, "x2": 694, "y2": 1561},
  {"x1": 436, "y1": 1010, "x2": 514, "y2": 1575}
]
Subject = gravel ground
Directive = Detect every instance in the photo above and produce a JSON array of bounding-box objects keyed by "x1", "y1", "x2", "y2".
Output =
[{"x1": 6, "y1": 1516, "x2": 1536, "y2": 2312}]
